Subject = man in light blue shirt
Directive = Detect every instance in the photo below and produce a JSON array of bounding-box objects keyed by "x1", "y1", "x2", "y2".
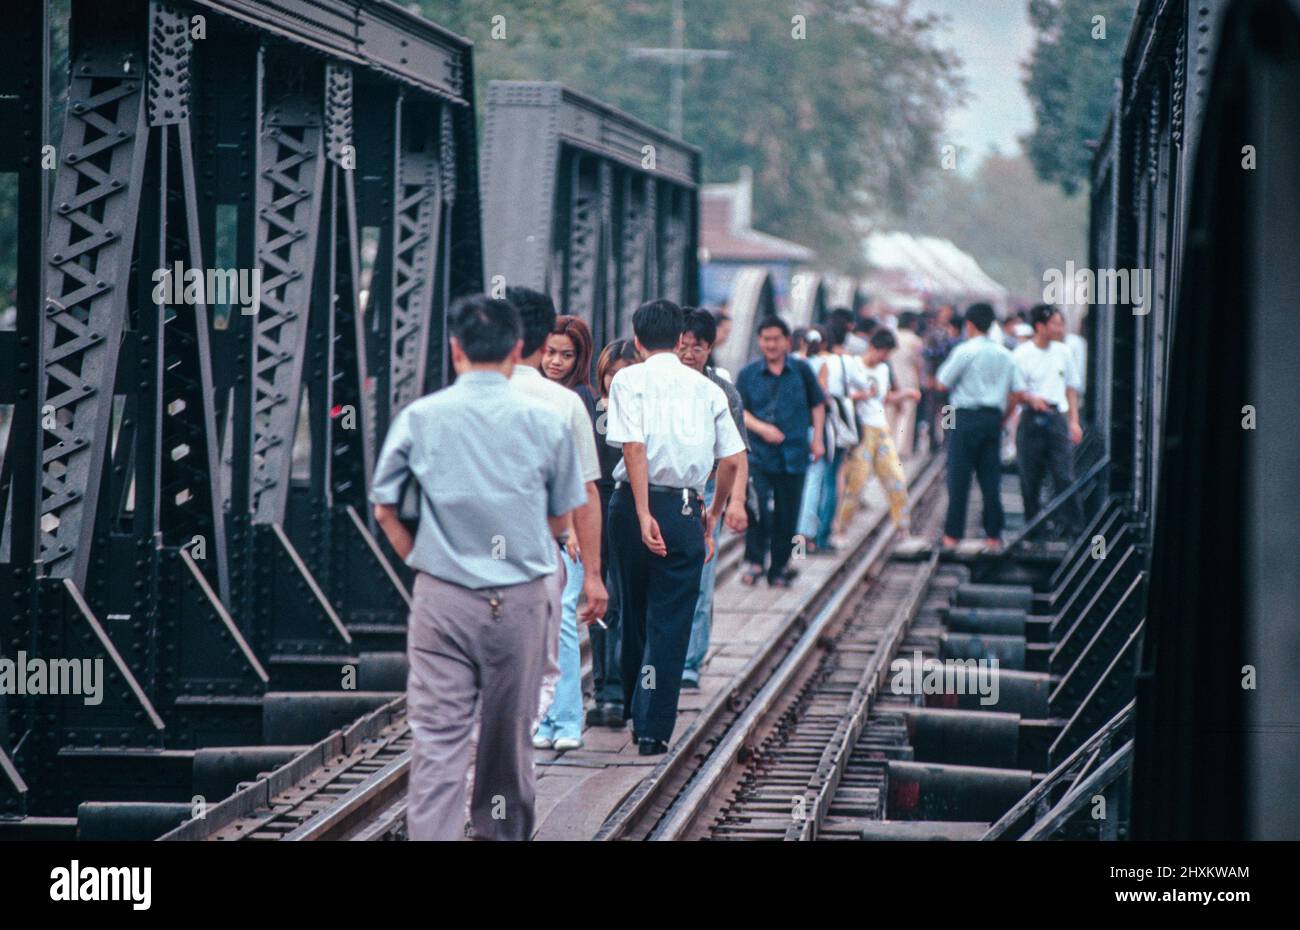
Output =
[
  {"x1": 935, "y1": 303, "x2": 1017, "y2": 549},
  {"x1": 371, "y1": 295, "x2": 586, "y2": 841}
]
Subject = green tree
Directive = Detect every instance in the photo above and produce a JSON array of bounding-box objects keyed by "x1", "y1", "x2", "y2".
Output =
[
  {"x1": 423, "y1": 1, "x2": 962, "y2": 272},
  {"x1": 1022, "y1": 0, "x2": 1136, "y2": 195}
]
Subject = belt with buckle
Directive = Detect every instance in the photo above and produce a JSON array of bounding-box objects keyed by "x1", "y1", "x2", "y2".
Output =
[
  {"x1": 614, "y1": 481, "x2": 704, "y2": 513},
  {"x1": 615, "y1": 480, "x2": 702, "y2": 496}
]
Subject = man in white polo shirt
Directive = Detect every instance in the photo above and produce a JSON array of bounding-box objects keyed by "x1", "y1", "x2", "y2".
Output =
[
  {"x1": 1011, "y1": 303, "x2": 1084, "y2": 537},
  {"x1": 606, "y1": 300, "x2": 746, "y2": 755}
]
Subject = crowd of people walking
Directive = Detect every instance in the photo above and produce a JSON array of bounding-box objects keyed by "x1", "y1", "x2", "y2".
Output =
[{"x1": 369, "y1": 289, "x2": 1086, "y2": 840}]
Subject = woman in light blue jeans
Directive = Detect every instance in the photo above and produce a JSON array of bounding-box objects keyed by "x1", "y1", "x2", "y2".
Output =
[
  {"x1": 533, "y1": 316, "x2": 598, "y2": 751},
  {"x1": 534, "y1": 549, "x2": 585, "y2": 748},
  {"x1": 796, "y1": 327, "x2": 836, "y2": 549}
]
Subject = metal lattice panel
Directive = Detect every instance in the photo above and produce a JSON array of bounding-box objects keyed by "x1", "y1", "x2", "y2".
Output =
[
  {"x1": 389, "y1": 110, "x2": 440, "y2": 414},
  {"x1": 41, "y1": 49, "x2": 149, "y2": 584},
  {"x1": 250, "y1": 65, "x2": 325, "y2": 524},
  {"x1": 660, "y1": 185, "x2": 689, "y2": 306},
  {"x1": 619, "y1": 173, "x2": 651, "y2": 330},
  {"x1": 565, "y1": 154, "x2": 599, "y2": 323}
]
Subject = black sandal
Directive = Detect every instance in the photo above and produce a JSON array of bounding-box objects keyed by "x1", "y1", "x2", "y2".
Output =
[{"x1": 740, "y1": 565, "x2": 763, "y2": 586}]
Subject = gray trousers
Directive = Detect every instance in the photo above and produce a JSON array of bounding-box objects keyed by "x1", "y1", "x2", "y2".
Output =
[{"x1": 406, "y1": 571, "x2": 552, "y2": 841}]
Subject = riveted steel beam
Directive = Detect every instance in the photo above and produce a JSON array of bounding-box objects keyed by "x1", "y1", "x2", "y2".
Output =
[{"x1": 482, "y1": 81, "x2": 698, "y2": 341}]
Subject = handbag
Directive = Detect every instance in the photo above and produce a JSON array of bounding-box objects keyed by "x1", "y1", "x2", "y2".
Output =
[
  {"x1": 398, "y1": 474, "x2": 421, "y2": 535},
  {"x1": 826, "y1": 356, "x2": 860, "y2": 450}
]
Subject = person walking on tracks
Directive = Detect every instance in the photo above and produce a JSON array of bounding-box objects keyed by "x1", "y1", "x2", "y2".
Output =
[
  {"x1": 676, "y1": 307, "x2": 750, "y2": 690},
  {"x1": 934, "y1": 302, "x2": 1018, "y2": 552},
  {"x1": 371, "y1": 295, "x2": 588, "y2": 841},
  {"x1": 736, "y1": 316, "x2": 827, "y2": 587},
  {"x1": 586, "y1": 338, "x2": 642, "y2": 727},
  {"x1": 605, "y1": 300, "x2": 746, "y2": 755},
  {"x1": 836, "y1": 327, "x2": 920, "y2": 537},
  {"x1": 1011, "y1": 303, "x2": 1085, "y2": 538}
]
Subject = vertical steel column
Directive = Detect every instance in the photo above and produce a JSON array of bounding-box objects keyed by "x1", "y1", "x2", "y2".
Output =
[
  {"x1": 0, "y1": 0, "x2": 50, "y2": 819},
  {"x1": 596, "y1": 161, "x2": 616, "y2": 346},
  {"x1": 0, "y1": 1, "x2": 48, "y2": 571},
  {"x1": 353, "y1": 80, "x2": 399, "y2": 443},
  {"x1": 425, "y1": 104, "x2": 458, "y2": 393}
]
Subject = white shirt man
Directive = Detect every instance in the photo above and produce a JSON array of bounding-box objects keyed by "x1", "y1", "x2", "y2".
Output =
[
  {"x1": 1010, "y1": 305, "x2": 1085, "y2": 537},
  {"x1": 604, "y1": 301, "x2": 746, "y2": 756},
  {"x1": 606, "y1": 353, "x2": 744, "y2": 495},
  {"x1": 1011, "y1": 339, "x2": 1082, "y2": 413}
]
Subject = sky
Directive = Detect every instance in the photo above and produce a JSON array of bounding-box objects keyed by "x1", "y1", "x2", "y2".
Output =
[{"x1": 907, "y1": 0, "x2": 1037, "y2": 168}]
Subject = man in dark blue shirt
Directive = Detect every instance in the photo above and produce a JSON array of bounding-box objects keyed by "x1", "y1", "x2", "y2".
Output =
[{"x1": 735, "y1": 316, "x2": 826, "y2": 587}]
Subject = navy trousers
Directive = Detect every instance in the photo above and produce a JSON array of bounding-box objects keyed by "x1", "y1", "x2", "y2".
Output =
[
  {"x1": 609, "y1": 485, "x2": 706, "y2": 743},
  {"x1": 744, "y1": 467, "x2": 807, "y2": 581},
  {"x1": 589, "y1": 487, "x2": 623, "y2": 704},
  {"x1": 1016, "y1": 411, "x2": 1083, "y2": 537},
  {"x1": 944, "y1": 407, "x2": 1005, "y2": 540}
]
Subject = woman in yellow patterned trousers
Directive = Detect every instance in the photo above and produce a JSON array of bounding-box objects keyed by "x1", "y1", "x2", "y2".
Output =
[{"x1": 835, "y1": 425, "x2": 911, "y2": 533}]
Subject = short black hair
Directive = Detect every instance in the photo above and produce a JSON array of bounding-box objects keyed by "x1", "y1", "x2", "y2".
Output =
[
  {"x1": 965, "y1": 302, "x2": 996, "y2": 333},
  {"x1": 756, "y1": 315, "x2": 790, "y2": 338},
  {"x1": 899, "y1": 311, "x2": 920, "y2": 331},
  {"x1": 633, "y1": 299, "x2": 684, "y2": 350},
  {"x1": 869, "y1": 328, "x2": 897, "y2": 351},
  {"x1": 828, "y1": 307, "x2": 854, "y2": 327},
  {"x1": 505, "y1": 286, "x2": 557, "y2": 357},
  {"x1": 680, "y1": 307, "x2": 717, "y2": 346},
  {"x1": 449, "y1": 295, "x2": 521, "y2": 363},
  {"x1": 826, "y1": 317, "x2": 849, "y2": 348},
  {"x1": 1028, "y1": 303, "x2": 1062, "y2": 330},
  {"x1": 854, "y1": 317, "x2": 878, "y2": 336}
]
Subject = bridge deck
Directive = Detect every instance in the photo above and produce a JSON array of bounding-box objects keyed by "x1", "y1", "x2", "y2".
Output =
[{"x1": 532, "y1": 457, "x2": 930, "y2": 840}]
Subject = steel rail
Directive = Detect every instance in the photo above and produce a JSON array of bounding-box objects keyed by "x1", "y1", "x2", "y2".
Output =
[
  {"x1": 632, "y1": 455, "x2": 947, "y2": 841},
  {"x1": 283, "y1": 750, "x2": 411, "y2": 841},
  {"x1": 787, "y1": 552, "x2": 940, "y2": 841}
]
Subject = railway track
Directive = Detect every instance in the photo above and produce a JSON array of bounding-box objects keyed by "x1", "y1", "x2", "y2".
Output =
[
  {"x1": 596, "y1": 454, "x2": 947, "y2": 840},
  {"x1": 161, "y1": 697, "x2": 411, "y2": 841},
  {"x1": 162, "y1": 454, "x2": 944, "y2": 842}
]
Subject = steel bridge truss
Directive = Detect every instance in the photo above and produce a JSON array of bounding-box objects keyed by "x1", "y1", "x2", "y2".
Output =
[
  {"x1": 480, "y1": 82, "x2": 700, "y2": 347},
  {"x1": 0, "y1": 0, "x2": 482, "y2": 816}
]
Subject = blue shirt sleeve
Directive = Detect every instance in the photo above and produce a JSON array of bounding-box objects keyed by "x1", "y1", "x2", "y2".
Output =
[
  {"x1": 735, "y1": 365, "x2": 753, "y2": 412},
  {"x1": 935, "y1": 343, "x2": 967, "y2": 391},
  {"x1": 370, "y1": 407, "x2": 413, "y2": 505},
  {"x1": 799, "y1": 358, "x2": 827, "y2": 408}
]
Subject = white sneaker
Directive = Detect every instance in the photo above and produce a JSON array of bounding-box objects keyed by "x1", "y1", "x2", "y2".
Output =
[
  {"x1": 552, "y1": 737, "x2": 583, "y2": 751},
  {"x1": 532, "y1": 735, "x2": 553, "y2": 749}
]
